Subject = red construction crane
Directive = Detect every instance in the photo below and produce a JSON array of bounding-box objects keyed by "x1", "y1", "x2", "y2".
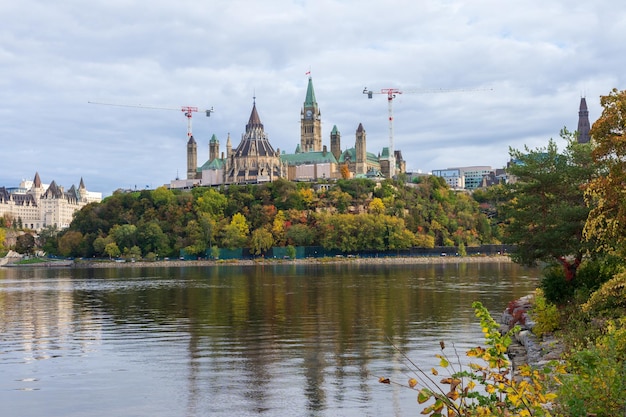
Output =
[
  {"x1": 362, "y1": 87, "x2": 491, "y2": 177},
  {"x1": 88, "y1": 101, "x2": 214, "y2": 139}
]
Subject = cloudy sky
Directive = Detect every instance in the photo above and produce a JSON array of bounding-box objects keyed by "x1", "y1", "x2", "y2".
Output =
[{"x1": 2, "y1": 0, "x2": 624, "y2": 195}]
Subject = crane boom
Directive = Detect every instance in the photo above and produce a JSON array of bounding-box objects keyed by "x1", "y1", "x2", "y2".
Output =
[
  {"x1": 363, "y1": 86, "x2": 491, "y2": 177},
  {"x1": 88, "y1": 101, "x2": 214, "y2": 139}
]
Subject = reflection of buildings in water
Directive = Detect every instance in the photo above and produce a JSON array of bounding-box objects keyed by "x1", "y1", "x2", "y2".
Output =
[{"x1": 0, "y1": 275, "x2": 103, "y2": 363}]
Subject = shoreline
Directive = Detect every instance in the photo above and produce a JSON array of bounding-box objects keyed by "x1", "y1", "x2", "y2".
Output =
[
  {"x1": 72, "y1": 255, "x2": 513, "y2": 268},
  {"x1": 70, "y1": 254, "x2": 513, "y2": 269}
]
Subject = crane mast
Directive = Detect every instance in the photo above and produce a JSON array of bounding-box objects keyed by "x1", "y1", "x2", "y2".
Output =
[{"x1": 363, "y1": 86, "x2": 491, "y2": 178}]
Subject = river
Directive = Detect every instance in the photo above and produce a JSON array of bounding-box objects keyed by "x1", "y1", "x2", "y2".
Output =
[{"x1": 0, "y1": 260, "x2": 539, "y2": 417}]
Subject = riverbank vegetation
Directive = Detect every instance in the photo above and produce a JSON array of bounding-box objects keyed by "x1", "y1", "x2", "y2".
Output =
[
  {"x1": 3, "y1": 88, "x2": 626, "y2": 415},
  {"x1": 1, "y1": 175, "x2": 496, "y2": 260},
  {"x1": 376, "y1": 88, "x2": 626, "y2": 416}
]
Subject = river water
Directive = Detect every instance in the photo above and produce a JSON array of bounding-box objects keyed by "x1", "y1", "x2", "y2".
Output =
[{"x1": 0, "y1": 261, "x2": 538, "y2": 417}]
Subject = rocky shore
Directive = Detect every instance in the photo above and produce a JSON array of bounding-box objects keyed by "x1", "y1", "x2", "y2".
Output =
[
  {"x1": 72, "y1": 254, "x2": 513, "y2": 268},
  {"x1": 500, "y1": 294, "x2": 565, "y2": 378}
]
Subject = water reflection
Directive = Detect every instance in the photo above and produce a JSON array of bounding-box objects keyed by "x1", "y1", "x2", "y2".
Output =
[{"x1": 0, "y1": 261, "x2": 538, "y2": 417}]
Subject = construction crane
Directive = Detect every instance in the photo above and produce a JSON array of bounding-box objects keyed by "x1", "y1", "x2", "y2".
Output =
[
  {"x1": 88, "y1": 101, "x2": 214, "y2": 139},
  {"x1": 362, "y1": 87, "x2": 491, "y2": 177}
]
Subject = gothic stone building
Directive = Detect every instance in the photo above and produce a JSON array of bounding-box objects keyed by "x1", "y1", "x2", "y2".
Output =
[
  {"x1": 0, "y1": 172, "x2": 102, "y2": 230},
  {"x1": 174, "y1": 76, "x2": 405, "y2": 188}
]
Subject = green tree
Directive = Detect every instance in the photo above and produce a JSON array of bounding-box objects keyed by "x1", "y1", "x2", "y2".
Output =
[
  {"x1": 194, "y1": 188, "x2": 227, "y2": 218},
  {"x1": 137, "y1": 221, "x2": 170, "y2": 256},
  {"x1": 93, "y1": 235, "x2": 114, "y2": 256},
  {"x1": 37, "y1": 225, "x2": 59, "y2": 254},
  {"x1": 504, "y1": 131, "x2": 596, "y2": 279},
  {"x1": 110, "y1": 224, "x2": 138, "y2": 252},
  {"x1": 249, "y1": 227, "x2": 274, "y2": 256},
  {"x1": 15, "y1": 233, "x2": 35, "y2": 255},
  {"x1": 104, "y1": 242, "x2": 121, "y2": 259},
  {"x1": 285, "y1": 223, "x2": 316, "y2": 246}
]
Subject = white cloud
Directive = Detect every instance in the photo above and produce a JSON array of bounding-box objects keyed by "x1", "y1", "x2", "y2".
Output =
[{"x1": 1, "y1": 0, "x2": 625, "y2": 194}]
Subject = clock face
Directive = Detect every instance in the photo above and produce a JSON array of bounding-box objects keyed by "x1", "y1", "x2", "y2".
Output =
[{"x1": 306, "y1": 110, "x2": 312, "y2": 118}]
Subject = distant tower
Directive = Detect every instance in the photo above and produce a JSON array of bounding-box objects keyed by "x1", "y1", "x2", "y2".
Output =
[
  {"x1": 187, "y1": 135, "x2": 197, "y2": 179},
  {"x1": 577, "y1": 97, "x2": 591, "y2": 144},
  {"x1": 355, "y1": 123, "x2": 367, "y2": 175},
  {"x1": 78, "y1": 177, "x2": 87, "y2": 202},
  {"x1": 209, "y1": 134, "x2": 219, "y2": 162},
  {"x1": 330, "y1": 125, "x2": 341, "y2": 161},
  {"x1": 226, "y1": 133, "x2": 232, "y2": 159},
  {"x1": 301, "y1": 76, "x2": 322, "y2": 152}
]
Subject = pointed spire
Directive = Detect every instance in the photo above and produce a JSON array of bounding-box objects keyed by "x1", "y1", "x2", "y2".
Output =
[
  {"x1": 33, "y1": 172, "x2": 42, "y2": 188},
  {"x1": 305, "y1": 76, "x2": 317, "y2": 107},
  {"x1": 79, "y1": 177, "x2": 85, "y2": 189},
  {"x1": 246, "y1": 101, "x2": 264, "y2": 131},
  {"x1": 577, "y1": 97, "x2": 590, "y2": 144},
  {"x1": 356, "y1": 123, "x2": 365, "y2": 133}
]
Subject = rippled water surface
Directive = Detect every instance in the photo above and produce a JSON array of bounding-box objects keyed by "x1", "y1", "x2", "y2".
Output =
[{"x1": 0, "y1": 261, "x2": 539, "y2": 416}]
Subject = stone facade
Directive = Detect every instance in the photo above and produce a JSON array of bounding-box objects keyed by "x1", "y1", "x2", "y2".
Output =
[
  {"x1": 177, "y1": 76, "x2": 406, "y2": 188},
  {"x1": 0, "y1": 173, "x2": 102, "y2": 231}
]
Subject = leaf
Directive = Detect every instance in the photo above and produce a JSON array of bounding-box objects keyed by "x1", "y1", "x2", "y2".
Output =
[
  {"x1": 417, "y1": 388, "x2": 431, "y2": 404},
  {"x1": 431, "y1": 368, "x2": 439, "y2": 376},
  {"x1": 446, "y1": 390, "x2": 459, "y2": 400},
  {"x1": 436, "y1": 354, "x2": 449, "y2": 368},
  {"x1": 408, "y1": 378, "x2": 418, "y2": 388},
  {"x1": 378, "y1": 377, "x2": 390, "y2": 384}
]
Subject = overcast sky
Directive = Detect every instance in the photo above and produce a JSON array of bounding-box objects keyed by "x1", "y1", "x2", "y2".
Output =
[{"x1": 2, "y1": 0, "x2": 624, "y2": 195}]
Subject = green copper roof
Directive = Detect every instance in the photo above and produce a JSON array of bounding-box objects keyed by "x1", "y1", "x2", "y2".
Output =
[
  {"x1": 209, "y1": 134, "x2": 218, "y2": 143},
  {"x1": 197, "y1": 157, "x2": 225, "y2": 171},
  {"x1": 304, "y1": 77, "x2": 317, "y2": 107},
  {"x1": 281, "y1": 150, "x2": 338, "y2": 165},
  {"x1": 338, "y1": 148, "x2": 382, "y2": 167},
  {"x1": 331, "y1": 125, "x2": 339, "y2": 134}
]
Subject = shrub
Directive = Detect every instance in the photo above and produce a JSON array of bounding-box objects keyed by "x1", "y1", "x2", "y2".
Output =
[
  {"x1": 379, "y1": 302, "x2": 564, "y2": 416},
  {"x1": 530, "y1": 289, "x2": 560, "y2": 337},
  {"x1": 574, "y1": 254, "x2": 624, "y2": 300},
  {"x1": 582, "y1": 272, "x2": 626, "y2": 318},
  {"x1": 555, "y1": 319, "x2": 626, "y2": 416},
  {"x1": 541, "y1": 265, "x2": 575, "y2": 304}
]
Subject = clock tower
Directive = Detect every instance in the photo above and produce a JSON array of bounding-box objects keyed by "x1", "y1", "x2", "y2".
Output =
[{"x1": 300, "y1": 76, "x2": 322, "y2": 152}]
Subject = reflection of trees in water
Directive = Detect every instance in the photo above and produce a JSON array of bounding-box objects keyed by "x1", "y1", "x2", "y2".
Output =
[{"x1": 1, "y1": 263, "x2": 538, "y2": 414}]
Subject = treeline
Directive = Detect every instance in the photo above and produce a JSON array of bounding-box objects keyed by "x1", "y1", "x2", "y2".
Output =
[{"x1": 40, "y1": 176, "x2": 496, "y2": 259}]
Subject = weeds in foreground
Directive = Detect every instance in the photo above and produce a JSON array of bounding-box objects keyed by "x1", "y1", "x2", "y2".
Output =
[{"x1": 379, "y1": 301, "x2": 565, "y2": 416}]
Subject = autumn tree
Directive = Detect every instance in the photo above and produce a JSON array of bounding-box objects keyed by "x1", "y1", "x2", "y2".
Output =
[
  {"x1": 58, "y1": 231, "x2": 84, "y2": 257},
  {"x1": 271, "y1": 210, "x2": 287, "y2": 246},
  {"x1": 504, "y1": 130, "x2": 596, "y2": 278},
  {"x1": 584, "y1": 88, "x2": 626, "y2": 256},
  {"x1": 220, "y1": 213, "x2": 250, "y2": 249},
  {"x1": 368, "y1": 197, "x2": 385, "y2": 215},
  {"x1": 249, "y1": 227, "x2": 274, "y2": 256}
]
